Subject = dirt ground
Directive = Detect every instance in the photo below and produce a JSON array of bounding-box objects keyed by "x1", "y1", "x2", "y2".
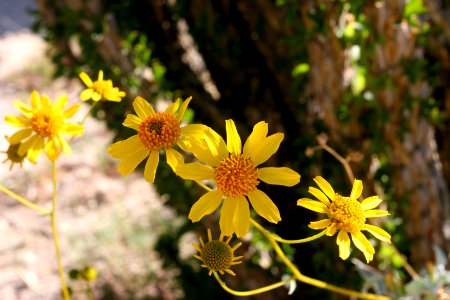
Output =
[{"x1": 0, "y1": 21, "x2": 184, "y2": 300}]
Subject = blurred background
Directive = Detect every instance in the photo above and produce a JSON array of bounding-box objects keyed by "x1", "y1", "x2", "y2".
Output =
[{"x1": 1, "y1": 0, "x2": 450, "y2": 299}]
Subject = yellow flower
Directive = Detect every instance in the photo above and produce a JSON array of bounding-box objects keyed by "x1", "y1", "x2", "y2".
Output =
[
  {"x1": 5, "y1": 91, "x2": 84, "y2": 163},
  {"x1": 177, "y1": 120, "x2": 301, "y2": 237},
  {"x1": 79, "y1": 70, "x2": 126, "y2": 102},
  {"x1": 297, "y1": 176, "x2": 391, "y2": 262},
  {"x1": 107, "y1": 96, "x2": 205, "y2": 183},
  {"x1": 2, "y1": 139, "x2": 26, "y2": 170},
  {"x1": 193, "y1": 228, "x2": 243, "y2": 276}
]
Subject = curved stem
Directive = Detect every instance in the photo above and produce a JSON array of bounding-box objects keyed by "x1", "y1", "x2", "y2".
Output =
[
  {"x1": 270, "y1": 229, "x2": 328, "y2": 244},
  {"x1": 251, "y1": 219, "x2": 390, "y2": 300},
  {"x1": 317, "y1": 138, "x2": 355, "y2": 183},
  {"x1": 50, "y1": 161, "x2": 71, "y2": 300},
  {"x1": 0, "y1": 185, "x2": 50, "y2": 215},
  {"x1": 214, "y1": 272, "x2": 294, "y2": 296},
  {"x1": 388, "y1": 243, "x2": 420, "y2": 279},
  {"x1": 81, "y1": 101, "x2": 98, "y2": 125}
]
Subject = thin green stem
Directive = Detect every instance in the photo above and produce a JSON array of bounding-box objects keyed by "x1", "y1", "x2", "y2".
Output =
[
  {"x1": 251, "y1": 219, "x2": 390, "y2": 300},
  {"x1": 50, "y1": 161, "x2": 71, "y2": 300},
  {"x1": 214, "y1": 272, "x2": 295, "y2": 296},
  {"x1": 0, "y1": 185, "x2": 50, "y2": 215},
  {"x1": 81, "y1": 101, "x2": 98, "y2": 125},
  {"x1": 270, "y1": 229, "x2": 328, "y2": 244}
]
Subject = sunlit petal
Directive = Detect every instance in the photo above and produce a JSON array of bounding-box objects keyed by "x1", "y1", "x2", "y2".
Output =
[
  {"x1": 144, "y1": 150, "x2": 159, "y2": 183},
  {"x1": 123, "y1": 114, "x2": 142, "y2": 131},
  {"x1": 363, "y1": 224, "x2": 391, "y2": 243},
  {"x1": 364, "y1": 209, "x2": 390, "y2": 218},
  {"x1": 351, "y1": 231, "x2": 375, "y2": 263},
  {"x1": 308, "y1": 219, "x2": 331, "y2": 230},
  {"x1": 248, "y1": 189, "x2": 281, "y2": 223},
  {"x1": 313, "y1": 176, "x2": 335, "y2": 200},
  {"x1": 249, "y1": 133, "x2": 284, "y2": 166},
  {"x1": 133, "y1": 96, "x2": 155, "y2": 120},
  {"x1": 337, "y1": 230, "x2": 351, "y2": 260},
  {"x1": 243, "y1": 121, "x2": 268, "y2": 158},
  {"x1": 350, "y1": 179, "x2": 363, "y2": 200},
  {"x1": 188, "y1": 190, "x2": 223, "y2": 222},
  {"x1": 225, "y1": 119, "x2": 242, "y2": 155},
  {"x1": 361, "y1": 196, "x2": 382, "y2": 211},
  {"x1": 257, "y1": 167, "x2": 300, "y2": 187},
  {"x1": 297, "y1": 198, "x2": 328, "y2": 213},
  {"x1": 308, "y1": 186, "x2": 331, "y2": 207},
  {"x1": 176, "y1": 162, "x2": 214, "y2": 181}
]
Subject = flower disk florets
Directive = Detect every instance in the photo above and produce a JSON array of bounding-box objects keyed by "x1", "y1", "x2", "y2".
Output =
[
  {"x1": 30, "y1": 111, "x2": 61, "y2": 138},
  {"x1": 329, "y1": 194, "x2": 365, "y2": 233},
  {"x1": 202, "y1": 240, "x2": 233, "y2": 272},
  {"x1": 138, "y1": 112, "x2": 180, "y2": 151},
  {"x1": 214, "y1": 154, "x2": 259, "y2": 198}
]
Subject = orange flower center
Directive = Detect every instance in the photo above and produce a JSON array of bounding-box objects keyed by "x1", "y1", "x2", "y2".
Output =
[
  {"x1": 214, "y1": 154, "x2": 259, "y2": 198},
  {"x1": 30, "y1": 111, "x2": 61, "y2": 137},
  {"x1": 138, "y1": 112, "x2": 180, "y2": 151},
  {"x1": 328, "y1": 194, "x2": 365, "y2": 233}
]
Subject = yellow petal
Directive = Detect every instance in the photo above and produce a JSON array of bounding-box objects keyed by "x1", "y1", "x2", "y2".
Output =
[
  {"x1": 61, "y1": 123, "x2": 84, "y2": 136},
  {"x1": 180, "y1": 124, "x2": 208, "y2": 137},
  {"x1": 40, "y1": 95, "x2": 51, "y2": 107},
  {"x1": 297, "y1": 198, "x2": 328, "y2": 213},
  {"x1": 63, "y1": 104, "x2": 81, "y2": 118},
  {"x1": 233, "y1": 196, "x2": 250, "y2": 238},
  {"x1": 18, "y1": 134, "x2": 38, "y2": 156},
  {"x1": 108, "y1": 135, "x2": 141, "y2": 158},
  {"x1": 30, "y1": 90, "x2": 40, "y2": 108},
  {"x1": 313, "y1": 176, "x2": 335, "y2": 200},
  {"x1": 361, "y1": 196, "x2": 382, "y2": 211},
  {"x1": 26, "y1": 136, "x2": 45, "y2": 163},
  {"x1": 123, "y1": 114, "x2": 142, "y2": 131},
  {"x1": 176, "y1": 162, "x2": 214, "y2": 181},
  {"x1": 204, "y1": 127, "x2": 228, "y2": 162},
  {"x1": 257, "y1": 167, "x2": 300, "y2": 187},
  {"x1": 363, "y1": 224, "x2": 391, "y2": 243},
  {"x1": 165, "y1": 98, "x2": 181, "y2": 115},
  {"x1": 308, "y1": 219, "x2": 331, "y2": 230},
  {"x1": 80, "y1": 89, "x2": 94, "y2": 101},
  {"x1": 79, "y1": 72, "x2": 93, "y2": 87},
  {"x1": 53, "y1": 94, "x2": 68, "y2": 111},
  {"x1": 364, "y1": 209, "x2": 390, "y2": 218},
  {"x1": 182, "y1": 139, "x2": 221, "y2": 166},
  {"x1": 166, "y1": 148, "x2": 184, "y2": 171},
  {"x1": 97, "y1": 70, "x2": 104, "y2": 81},
  {"x1": 12, "y1": 100, "x2": 32, "y2": 117},
  {"x1": 57, "y1": 135, "x2": 71, "y2": 156},
  {"x1": 247, "y1": 189, "x2": 281, "y2": 223},
  {"x1": 220, "y1": 197, "x2": 237, "y2": 236},
  {"x1": 144, "y1": 150, "x2": 159, "y2": 183},
  {"x1": 243, "y1": 121, "x2": 268, "y2": 158},
  {"x1": 308, "y1": 186, "x2": 331, "y2": 207},
  {"x1": 336, "y1": 230, "x2": 351, "y2": 260},
  {"x1": 5, "y1": 115, "x2": 30, "y2": 127},
  {"x1": 350, "y1": 179, "x2": 363, "y2": 200},
  {"x1": 45, "y1": 138, "x2": 61, "y2": 161},
  {"x1": 177, "y1": 96, "x2": 192, "y2": 121},
  {"x1": 92, "y1": 92, "x2": 102, "y2": 101},
  {"x1": 188, "y1": 190, "x2": 223, "y2": 222},
  {"x1": 225, "y1": 119, "x2": 242, "y2": 155},
  {"x1": 249, "y1": 133, "x2": 283, "y2": 166},
  {"x1": 351, "y1": 231, "x2": 375, "y2": 263},
  {"x1": 8, "y1": 128, "x2": 32, "y2": 144},
  {"x1": 133, "y1": 96, "x2": 155, "y2": 120},
  {"x1": 116, "y1": 145, "x2": 150, "y2": 176},
  {"x1": 327, "y1": 223, "x2": 337, "y2": 236}
]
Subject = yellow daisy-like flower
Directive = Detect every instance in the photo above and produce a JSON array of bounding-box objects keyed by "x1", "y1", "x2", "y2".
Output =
[
  {"x1": 297, "y1": 176, "x2": 391, "y2": 263},
  {"x1": 177, "y1": 119, "x2": 301, "y2": 237},
  {"x1": 107, "y1": 96, "x2": 205, "y2": 183},
  {"x1": 193, "y1": 228, "x2": 243, "y2": 276},
  {"x1": 4, "y1": 91, "x2": 84, "y2": 163},
  {"x1": 79, "y1": 70, "x2": 126, "y2": 102}
]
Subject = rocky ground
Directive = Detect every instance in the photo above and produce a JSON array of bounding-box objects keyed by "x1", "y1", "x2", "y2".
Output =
[{"x1": 0, "y1": 7, "x2": 185, "y2": 300}]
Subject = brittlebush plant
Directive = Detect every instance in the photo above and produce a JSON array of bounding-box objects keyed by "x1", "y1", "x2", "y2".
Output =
[{"x1": 1, "y1": 70, "x2": 404, "y2": 300}]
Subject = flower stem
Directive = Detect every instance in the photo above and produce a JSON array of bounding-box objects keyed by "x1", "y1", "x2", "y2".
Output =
[
  {"x1": 214, "y1": 271, "x2": 295, "y2": 296},
  {"x1": 317, "y1": 137, "x2": 355, "y2": 183},
  {"x1": 81, "y1": 101, "x2": 98, "y2": 125},
  {"x1": 50, "y1": 161, "x2": 71, "y2": 300},
  {"x1": 270, "y1": 229, "x2": 328, "y2": 244},
  {"x1": 251, "y1": 219, "x2": 390, "y2": 300},
  {"x1": 0, "y1": 185, "x2": 50, "y2": 215}
]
